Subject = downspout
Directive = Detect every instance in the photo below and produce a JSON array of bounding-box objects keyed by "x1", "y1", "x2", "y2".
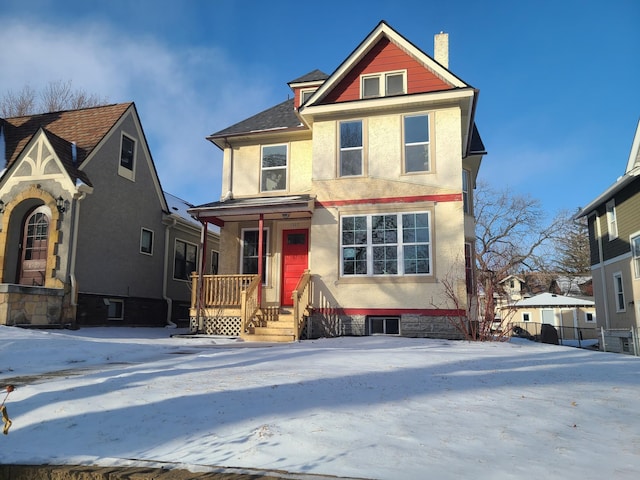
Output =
[
  {"x1": 163, "y1": 216, "x2": 177, "y2": 328},
  {"x1": 68, "y1": 191, "x2": 87, "y2": 322}
]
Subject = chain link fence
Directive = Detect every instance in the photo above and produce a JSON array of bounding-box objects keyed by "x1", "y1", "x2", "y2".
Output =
[{"x1": 511, "y1": 321, "x2": 599, "y2": 349}]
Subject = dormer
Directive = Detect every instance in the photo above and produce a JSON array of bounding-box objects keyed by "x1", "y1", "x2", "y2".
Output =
[{"x1": 288, "y1": 69, "x2": 329, "y2": 110}]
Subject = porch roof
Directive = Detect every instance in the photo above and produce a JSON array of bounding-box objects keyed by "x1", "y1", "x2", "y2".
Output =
[{"x1": 188, "y1": 194, "x2": 315, "y2": 226}]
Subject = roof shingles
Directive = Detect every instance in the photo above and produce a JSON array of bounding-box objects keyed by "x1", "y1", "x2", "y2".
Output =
[{"x1": 2, "y1": 103, "x2": 131, "y2": 168}]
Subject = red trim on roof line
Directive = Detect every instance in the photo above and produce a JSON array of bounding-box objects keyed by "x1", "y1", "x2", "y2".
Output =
[{"x1": 316, "y1": 193, "x2": 461, "y2": 208}]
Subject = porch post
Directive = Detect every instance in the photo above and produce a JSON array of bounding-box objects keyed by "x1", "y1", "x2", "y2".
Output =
[
  {"x1": 196, "y1": 221, "x2": 208, "y2": 332},
  {"x1": 257, "y1": 214, "x2": 264, "y2": 305}
]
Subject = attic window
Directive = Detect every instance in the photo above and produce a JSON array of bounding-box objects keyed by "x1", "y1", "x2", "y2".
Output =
[
  {"x1": 300, "y1": 89, "x2": 316, "y2": 105},
  {"x1": 361, "y1": 71, "x2": 406, "y2": 99},
  {"x1": 120, "y1": 134, "x2": 135, "y2": 170},
  {"x1": 118, "y1": 133, "x2": 136, "y2": 181}
]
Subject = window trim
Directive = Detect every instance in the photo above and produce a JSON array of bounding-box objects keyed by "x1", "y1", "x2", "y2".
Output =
[
  {"x1": 106, "y1": 298, "x2": 124, "y2": 321},
  {"x1": 211, "y1": 250, "x2": 219, "y2": 275},
  {"x1": 462, "y1": 169, "x2": 471, "y2": 213},
  {"x1": 260, "y1": 144, "x2": 288, "y2": 192},
  {"x1": 522, "y1": 312, "x2": 531, "y2": 322},
  {"x1": 585, "y1": 311, "x2": 596, "y2": 323},
  {"x1": 173, "y1": 238, "x2": 198, "y2": 282},
  {"x1": 368, "y1": 316, "x2": 401, "y2": 335},
  {"x1": 118, "y1": 132, "x2": 136, "y2": 181},
  {"x1": 631, "y1": 232, "x2": 640, "y2": 279},
  {"x1": 339, "y1": 120, "x2": 364, "y2": 177},
  {"x1": 300, "y1": 88, "x2": 316, "y2": 105},
  {"x1": 240, "y1": 227, "x2": 270, "y2": 285},
  {"x1": 606, "y1": 199, "x2": 618, "y2": 241},
  {"x1": 613, "y1": 271, "x2": 626, "y2": 312},
  {"x1": 402, "y1": 113, "x2": 431, "y2": 174},
  {"x1": 340, "y1": 211, "x2": 432, "y2": 277},
  {"x1": 360, "y1": 70, "x2": 407, "y2": 98},
  {"x1": 140, "y1": 228, "x2": 154, "y2": 255}
]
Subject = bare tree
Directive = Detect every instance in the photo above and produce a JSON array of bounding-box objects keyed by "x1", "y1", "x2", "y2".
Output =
[
  {"x1": 1, "y1": 80, "x2": 108, "y2": 117},
  {"x1": 0, "y1": 85, "x2": 36, "y2": 117},
  {"x1": 475, "y1": 182, "x2": 560, "y2": 329}
]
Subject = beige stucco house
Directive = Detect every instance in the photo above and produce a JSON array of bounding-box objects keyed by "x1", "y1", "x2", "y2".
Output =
[{"x1": 188, "y1": 21, "x2": 485, "y2": 341}]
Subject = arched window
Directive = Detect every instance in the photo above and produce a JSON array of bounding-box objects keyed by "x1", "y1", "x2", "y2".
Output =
[{"x1": 19, "y1": 207, "x2": 50, "y2": 286}]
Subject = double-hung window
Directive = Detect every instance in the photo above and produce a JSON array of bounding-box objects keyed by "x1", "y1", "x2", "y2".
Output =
[
  {"x1": 606, "y1": 200, "x2": 618, "y2": 240},
  {"x1": 261, "y1": 144, "x2": 287, "y2": 192},
  {"x1": 404, "y1": 114, "x2": 430, "y2": 173},
  {"x1": 174, "y1": 239, "x2": 197, "y2": 281},
  {"x1": 241, "y1": 229, "x2": 269, "y2": 284},
  {"x1": 339, "y1": 120, "x2": 363, "y2": 176},
  {"x1": 631, "y1": 234, "x2": 640, "y2": 279},
  {"x1": 361, "y1": 71, "x2": 405, "y2": 98},
  {"x1": 341, "y1": 212, "x2": 430, "y2": 276},
  {"x1": 613, "y1": 272, "x2": 625, "y2": 312},
  {"x1": 140, "y1": 228, "x2": 153, "y2": 255},
  {"x1": 462, "y1": 169, "x2": 470, "y2": 213}
]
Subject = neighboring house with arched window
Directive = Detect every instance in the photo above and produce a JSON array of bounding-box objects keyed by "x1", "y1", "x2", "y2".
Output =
[{"x1": 0, "y1": 103, "x2": 218, "y2": 327}]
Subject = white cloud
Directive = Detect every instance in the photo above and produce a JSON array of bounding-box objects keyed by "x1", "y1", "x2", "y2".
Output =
[{"x1": 0, "y1": 18, "x2": 277, "y2": 205}]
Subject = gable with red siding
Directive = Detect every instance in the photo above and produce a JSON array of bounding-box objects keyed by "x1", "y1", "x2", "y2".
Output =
[{"x1": 322, "y1": 37, "x2": 454, "y2": 104}]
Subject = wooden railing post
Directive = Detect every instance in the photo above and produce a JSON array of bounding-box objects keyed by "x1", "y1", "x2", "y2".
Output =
[{"x1": 292, "y1": 270, "x2": 311, "y2": 341}]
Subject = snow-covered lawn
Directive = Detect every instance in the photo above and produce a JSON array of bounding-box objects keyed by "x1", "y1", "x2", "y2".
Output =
[{"x1": 1, "y1": 325, "x2": 639, "y2": 479}]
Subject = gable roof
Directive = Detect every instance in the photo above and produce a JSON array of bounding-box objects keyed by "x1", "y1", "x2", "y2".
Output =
[
  {"x1": 1, "y1": 103, "x2": 132, "y2": 170},
  {"x1": 513, "y1": 292, "x2": 594, "y2": 308},
  {"x1": 305, "y1": 21, "x2": 469, "y2": 108},
  {"x1": 577, "y1": 118, "x2": 640, "y2": 218},
  {"x1": 626, "y1": 118, "x2": 640, "y2": 173}
]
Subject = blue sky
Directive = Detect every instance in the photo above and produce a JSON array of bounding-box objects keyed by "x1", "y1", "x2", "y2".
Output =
[{"x1": 1, "y1": 0, "x2": 638, "y2": 218}]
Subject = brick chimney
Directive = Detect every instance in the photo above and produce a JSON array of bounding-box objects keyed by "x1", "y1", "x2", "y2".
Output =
[{"x1": 434, "y1": 32, "x2": 449, "y2": 68}]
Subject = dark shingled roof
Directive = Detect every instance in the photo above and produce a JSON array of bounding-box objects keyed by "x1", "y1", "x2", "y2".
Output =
[
  {"x1": 208, "y1": 98, "x2": 304, "y2": 139},
  {"x1": 288, "y1": 69, "x2": 329, "y2": 84},
  {"x1": 469, "y1": 124, "x2": 486, "y2": 155},
  {"x1": 2, "y1": 103, "x2": 131, "y2": 169}
]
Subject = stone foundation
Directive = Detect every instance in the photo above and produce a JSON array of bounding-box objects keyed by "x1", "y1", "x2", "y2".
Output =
[
  {"x1": 0, "y1": 284, "x2": 65, "y2": 326},
  {"x1": 306, "y1": 312, "x2": 463, "y2": 340}
]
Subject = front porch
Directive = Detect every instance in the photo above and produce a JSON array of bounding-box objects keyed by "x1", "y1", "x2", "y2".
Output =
[{"x1": 189, "y1": 271, "x2": 313, "y2": 342}]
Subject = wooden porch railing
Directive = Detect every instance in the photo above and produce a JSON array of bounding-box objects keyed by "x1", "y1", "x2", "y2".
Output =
[
  {"x1": 292, "y1": 269, "x2": 312, "y2": 341},
  {"x1": 191, "y1": 274, "x2": 256, "y2": 308},
  {"x1": 240, "y1": 275, "x2": 261, "y2": 334}
]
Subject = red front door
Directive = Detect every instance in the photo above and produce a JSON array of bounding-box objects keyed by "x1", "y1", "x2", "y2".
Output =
[{"x1": 281, "y1": 229, "x2": 309, "y2": 306}]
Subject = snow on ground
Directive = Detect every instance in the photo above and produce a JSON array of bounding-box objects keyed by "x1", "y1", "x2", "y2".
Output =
[{"x1": 1, "y1": 325, "x2": 639, "y2": 480}]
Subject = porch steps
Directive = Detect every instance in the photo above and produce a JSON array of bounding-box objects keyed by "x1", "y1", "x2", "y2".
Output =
[{"x1": 245, "y1": 312, "x2": 297, "y2": 343}]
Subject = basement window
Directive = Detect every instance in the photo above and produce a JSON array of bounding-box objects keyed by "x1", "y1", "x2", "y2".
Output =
[
  {"x1": 369, "y1": 316, "x2": 400, "y2": 335},
  {"x1": 106, "y1": 299, "x2": 124, "y2": 321}
]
